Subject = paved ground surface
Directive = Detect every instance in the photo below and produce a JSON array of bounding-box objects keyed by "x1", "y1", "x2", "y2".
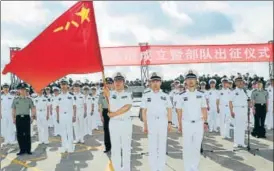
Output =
[{"x1": 1, "y1": 115, "x2": 273, "y2": 171}]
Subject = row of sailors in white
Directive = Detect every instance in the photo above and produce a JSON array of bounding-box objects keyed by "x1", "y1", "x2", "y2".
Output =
[
  {"x1": 0, "y1": 80, "x2": 102, "y2": 152},
  {"x1": 54, "y1": 80, "x2": 102, "y2": 153},
  {"x1": 0, "y1": 83, "x2": 16, "y2": 145}
]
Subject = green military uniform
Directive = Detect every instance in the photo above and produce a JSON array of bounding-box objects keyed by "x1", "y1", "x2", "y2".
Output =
[
  {"x1": 12, "y1": 83, "x2": 35, "y2": 155},
  {"x1": 251, "y1": 87, "x2": 268, "y2": 138}
]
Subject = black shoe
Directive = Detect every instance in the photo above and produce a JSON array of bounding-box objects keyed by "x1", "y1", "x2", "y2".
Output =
[
  {"x1": 17, "y1": 152, "x2": 25, "y2": 156},
  {"x1": 104, "y1": 150, "x2": 110, "y2": 153},
  {"x1": 26, "y1": 152, "x2": 32, "y2": 155}
]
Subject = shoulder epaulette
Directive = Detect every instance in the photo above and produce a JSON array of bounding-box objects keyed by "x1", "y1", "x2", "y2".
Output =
[
  {"x1": 144, "y1": 90, "x2": 151, "y2": 94},
  {"x1": 179, "y1": 91, "x2": 186, "y2": 95},
  {"x1": 198, "y1": 90, "x2": 204, "y2": 93},
  {"x1": 69, "y1": 92, "x2": 74, "y2": 95}
]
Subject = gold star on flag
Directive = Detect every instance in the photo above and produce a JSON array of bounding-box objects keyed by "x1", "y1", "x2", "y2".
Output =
[{"x1": 75, "y1": 6, "x2": 90, "y2": 24}]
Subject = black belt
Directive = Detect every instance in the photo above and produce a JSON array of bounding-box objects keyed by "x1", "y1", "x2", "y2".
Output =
[
  {"x1": 255, "y1": 103, "x2": 266, "y2": 106},
  {"x1": 17, "y1": 115, "x2": 29, "y2": 117}
]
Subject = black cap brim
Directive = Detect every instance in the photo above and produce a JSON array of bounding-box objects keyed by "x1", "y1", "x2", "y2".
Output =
[{"x1": 114, "y1": 76, "x2": 125, "y2": 81}]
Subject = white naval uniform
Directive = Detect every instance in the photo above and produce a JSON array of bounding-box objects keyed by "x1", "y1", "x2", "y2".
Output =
[
  {"x1": 169, "y1": 89, "x2": 179, "y2": 127},
  {"x1": 46, "y1": 94, "x2": 54, "y2": 128},
  {"x1": 73, "y1": 93, "x2": 86, "y2": 143},
  {"x1": 109, "y1": 90, "x2": 133, "y2": 171},
  {"x1": 85, "y1": 95, "x2": 93, "y2": 135},
  {"x1": 51, "y1": 94, "x2": 61, "y2": 136},
  {"x1": 33, "y1": 95, "x2": 49, "y2": 144},
  {"x1": 205, "y1": 89, "x2": 219, "y2": 132},
  {"x1": 230, "y1": 88, "x2": 248, "y2": 146},
  {"x1": 57, "y1": 92, "x2": 76, "y2": 152},
  {"x1": 141, "y1": 90, "x2": 172, "y2": 171},
  {"x1": 266, "y1": 86, "x2": 273, "y2": 130},
  {"x1": 1, "y1": 93, "x2": 16, "y2": 144},
  {"x1": 247, "y1": 89, "x2": 255, "y2": 127},
  {"x1": 218, "y1": 88, "x2": 232, "y2": 138},
  {"x1": 91, "y1": 95, "x2": 100, "y2": 130},
  {"x1": 176, "y1": 90, "x2": 207, "y2": 171}
]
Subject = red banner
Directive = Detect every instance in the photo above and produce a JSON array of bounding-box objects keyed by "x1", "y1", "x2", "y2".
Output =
[
  {"x1": 9, "y1": 43, "x2": 273, "y2": 66},
  {"x1": 101, "y1": 43, "x2": 273, "y2": 66}
]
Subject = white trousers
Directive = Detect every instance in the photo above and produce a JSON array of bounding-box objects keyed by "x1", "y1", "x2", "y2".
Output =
[
  {"x1": 208, "y1": 108, "x2": 218, "y2": 132},
  {"x1": 87, "y1": 115, "x2": 93, "y2": 135},
  {"x1": 109, "y1": 119, "x2": 132, "y2": 171},
  {"x1": 73, "y1": 108, "x2": 85, "y2": 142},
  {"x1": 1, "y1": 111, "x2": 16, "y2": 144},
  {"x1": 220, "y1": 106, "x2": 231, "y2": 138},
  {"x1": 234, "y1": 107, "x2": 247, "y2": 146},
  {"x1": 172, "y1": 108, "x2": 178, "y2": 127},
  {"x1": 148, "y1": 119, "x2": 168, "y2": 171},
  {"x1": 53, "y1": 112, "x2": 61, "y2": 136},
  {"x1": 266, "y1": 102, "x2": 273, "y2": 129},
  {"x1": 31, "y1": 120, "x2": 36, "y2": 137},
  {"x1": 37, "y1": 111, "x2": 49, "y2": 143},
  {"x1": 60, "y1": 113, "x2": 74, "y2": 152},
  {"x1": 92, "y1": 112, "x2": 100, "y2": 130},
  {"x1": 183, "y1": 120, "x2": 204, "y2": 171},
  {"x1": 48, "y1": 113, "x2": 54, "y2": 128}
]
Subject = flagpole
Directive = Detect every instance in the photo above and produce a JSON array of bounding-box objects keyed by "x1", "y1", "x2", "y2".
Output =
[{"x1": 91, "y1": 1, "x2": 110, "y2": 103}]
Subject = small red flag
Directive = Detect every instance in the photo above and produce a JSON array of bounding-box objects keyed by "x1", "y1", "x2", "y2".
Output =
[{"x1": 2, "y1": 1, "x2": 103, "y2": 91}]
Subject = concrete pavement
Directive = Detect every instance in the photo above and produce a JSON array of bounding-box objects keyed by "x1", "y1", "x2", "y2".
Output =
[{"x1": 1, "y1": 118, "x2": 273, "y2": 171}]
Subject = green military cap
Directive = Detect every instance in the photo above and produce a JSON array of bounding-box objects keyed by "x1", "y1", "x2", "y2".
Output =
[{"x1": 17, "y1": 82, "x2": 28, "y2": 89}]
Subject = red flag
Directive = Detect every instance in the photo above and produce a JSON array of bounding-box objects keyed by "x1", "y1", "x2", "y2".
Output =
[{"x1": 2, "y1": 1, "x2": 103, "y2": 91}]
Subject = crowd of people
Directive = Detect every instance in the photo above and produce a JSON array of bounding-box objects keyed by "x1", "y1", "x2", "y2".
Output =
[{"x1": 0, "y1": 71, "x2": 273, "y2": 171}]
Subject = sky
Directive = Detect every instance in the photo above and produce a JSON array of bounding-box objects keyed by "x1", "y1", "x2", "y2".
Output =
[{"x1": 1, "y1": 1, "x2": 273, "y2": 84}]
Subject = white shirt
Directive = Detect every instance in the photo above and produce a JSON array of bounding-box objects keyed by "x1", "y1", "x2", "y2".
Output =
[
  {"x1": 85, "y1": 94, "x2": 93, "y2": 114},
  {"x1": 205, "y1": 89, "x2": 219, "y2": 108},
  {"x1": 217, "y1": 88, "x2": 232, "y2": 106},
  {"x1": 141, "y1": 90, "x2": 172, "y2": 120},
  {"x1": 56, "y1": 92, "x2": 76, "y2": 115},
  {"x1": 109, "y1": 90, "x2": 132, "y2": 119},
  {"x1": 74, "y1": 92, "x2": 86, "y2": 109},
  {"x1": 33, "y1": 95, "x2": 49, "y2": 111},
  {"x1": 267, "y1": 86, "x2": 273, "y2": 102},
  {"x1": 91, "y1": 94, "x2": 99, "y2": 113},
  {"x1": 1, "y1": 93, "x2": 14, "y2": 112},
  {"x1": 230, "y1": 88, "x2": 248, "y2": 107},
  {"x1": 176, "y1": 90, "x2": 207, "y2": 121},
  {"x1": 51, "y1": 94, "x2": 59, "y2": 111},
  {"x1": 169, "y1": 89, "x2": 179, "y2": 106}
]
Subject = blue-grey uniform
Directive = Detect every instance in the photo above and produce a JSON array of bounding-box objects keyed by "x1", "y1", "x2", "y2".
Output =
[
  {"x1": 176, "y1": 70, "x2": 207, "y2": 171},
  {"x1": 141, "y1": 72, "x2": 172, "y2": 171}
]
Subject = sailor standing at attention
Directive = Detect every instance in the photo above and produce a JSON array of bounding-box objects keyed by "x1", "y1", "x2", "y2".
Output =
[
  {"x1": 217, "y1": 78, "x2": 232, "y2": 139},
  {"x1": 1, "y1": 83, "x2": 16, "y2": 146},
  {"x1": 104, "y1": 72, "x2": 133, "y2": 171},
  {"x1": 176, "y1": 70, "x2": 208, "y2": 171},
  {"x1": 229, "y1": 76, "x2": 248, "y2": 148},
  {"x1": 205, "y1": 79, "x2": 219, "y2": 132},
  {"x1": 73, "y1": 81, "x2": 87, "y2": 144},
  {"x1": 141, "y1": 72, "x2": 172, "y2": 171},
  {"x1": 56, "y1": 78, "x2": 76, "y2": 153},
  {"x1": 33, "y1": 89, "x2": 50, "y2": 145}
]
